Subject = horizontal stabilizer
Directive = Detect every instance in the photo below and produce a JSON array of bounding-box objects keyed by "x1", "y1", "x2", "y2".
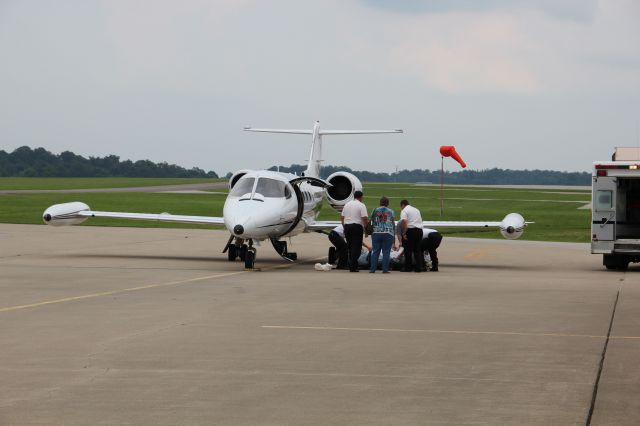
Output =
[
  {"x1": 320, "y1": 129, "x2": 403, "y2": 135},
  {"x1": 243, "y1": 127, "x2": 312, "y2": 135},
  {"x1": 243, "y1": 127, "x2": 403, "y2": 136}
]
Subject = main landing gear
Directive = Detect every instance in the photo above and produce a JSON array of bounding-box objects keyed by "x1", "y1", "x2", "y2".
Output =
[{"x1": 270, "y1": 237, "x2": 297, "y2": 262}]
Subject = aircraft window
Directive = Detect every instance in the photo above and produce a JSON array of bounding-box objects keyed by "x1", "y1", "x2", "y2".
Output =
[
  {"x1": 230, "y1": 177, "x2": 255, "y2": 197},
  {"x1": 255, "y1": 178, "x2": 287, "y2": 198},
  {"x1": 284, "y1": 185, "x2": 292, "y2": 199}
]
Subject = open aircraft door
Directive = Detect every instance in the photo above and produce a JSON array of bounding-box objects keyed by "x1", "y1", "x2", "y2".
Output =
[{"x1": 593, "y1": 176, "x2": 616, "y2": 241}]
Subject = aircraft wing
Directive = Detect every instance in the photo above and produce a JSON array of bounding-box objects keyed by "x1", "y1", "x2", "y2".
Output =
[
  {"x1": 307, "y1": 220, "x2": 504, "y2": 232},
  {"x1": 77, "y1": 210, "x2": 225, "y2": 225},
  {"x1": 306, "y1": 214, "x2": 531, "y2": 240},
  {"x1": 424, "y1": 214, "x2": 531, "y2": 240},
  {"x1": 305, "y1": 220, "x2": 342, "y2": 232},
  {"x1": 43, "y1": 202, "x2": 225, "y2": 227},
  {"x1": 423, "y1": 221, "x2": 502, "y2": 228}
]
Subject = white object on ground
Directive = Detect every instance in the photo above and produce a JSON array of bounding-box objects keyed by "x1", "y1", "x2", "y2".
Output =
[{"x1": 314, "y1": 263, "x2": 333, "y2": 271}]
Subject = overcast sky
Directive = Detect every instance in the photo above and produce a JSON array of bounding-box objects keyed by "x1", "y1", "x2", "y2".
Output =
[{"x1": 1, "y1": 0, "x2": 639, "y2": 174}]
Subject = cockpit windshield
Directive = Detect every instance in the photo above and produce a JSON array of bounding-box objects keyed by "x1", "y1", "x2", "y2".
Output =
[
  {"x1": 255, "y1": 178, "x2": 288, "y2": 198},
  {"x1": 229, "y1": 177, "x2": 255, "y2": 197}
]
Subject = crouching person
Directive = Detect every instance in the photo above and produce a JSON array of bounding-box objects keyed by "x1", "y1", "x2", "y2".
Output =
[
  {"x1": 420, "y1": 228, "x2": 442, "y2": 271},
  {"x1": 328, "y1": 224, "x2": 349, "y2": 269}
]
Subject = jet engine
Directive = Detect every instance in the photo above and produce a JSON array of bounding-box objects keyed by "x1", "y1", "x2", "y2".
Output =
[
  {"x1": 325, "y1": 172, "x2": 363, "y2": 212},
  {"x1": 42, "y1": 202, "x2": 90, "y2": 226},
  {"x1": 499, "y1": 213, "x2": 526, "y2": 240},
  {"x1": 228, "y1": 169, "x2": 253, "y2": 190}
]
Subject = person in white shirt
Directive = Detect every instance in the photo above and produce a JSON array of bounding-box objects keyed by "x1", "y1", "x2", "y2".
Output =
[
  {"x1": 420, "y1": 228, "x2": 442, "y2": 271},
  {"x1": 341, "y1": 191, "x2": 369, "y2": 272},
  {"x1": 399, "y1": 199, "x2": 424, "y2": 272}
]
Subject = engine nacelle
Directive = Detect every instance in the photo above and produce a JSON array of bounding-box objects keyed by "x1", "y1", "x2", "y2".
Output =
[
  {"x1": 499, "y1": 213, "x2": 526, "y2": 240},
  {"x1": 325, "y1": 172, "x2": 363, "y2": 212},
  {"x1": 42, "y1": 202, "x2": 90, "y2": 226},
  {"x1": 228, "y1": 169, "x2": 253, "y2": 190}
]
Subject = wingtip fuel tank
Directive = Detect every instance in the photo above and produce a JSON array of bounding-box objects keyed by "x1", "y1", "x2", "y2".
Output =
[{"x1": 42, "y1": 202, "x2": 90, "y2": 226}]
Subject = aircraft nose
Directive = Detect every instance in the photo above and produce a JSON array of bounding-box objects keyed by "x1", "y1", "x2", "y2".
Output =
[{"x1": 233, "y1": 224, "x2": 244, "y2": 235}]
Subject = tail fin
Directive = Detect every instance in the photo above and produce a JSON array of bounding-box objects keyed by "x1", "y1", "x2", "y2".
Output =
[{"x1": 244, "y1": 121, "x2": 403, "y2": 178}]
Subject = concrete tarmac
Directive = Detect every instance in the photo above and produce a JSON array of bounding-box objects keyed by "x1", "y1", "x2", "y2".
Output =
[{"x1": 0, "y1": 224, "x2": 638, "y2": 425}]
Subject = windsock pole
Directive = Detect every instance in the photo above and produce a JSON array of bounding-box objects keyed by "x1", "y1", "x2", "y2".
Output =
[{"x1": 440, "y1": 156, "x2": 444, "y2": 217}]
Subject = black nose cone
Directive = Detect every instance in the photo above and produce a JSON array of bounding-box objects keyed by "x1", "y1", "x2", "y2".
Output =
[
  {"x1": 233, "y1": 224, "x2": 244, "y2": 235},
  {"x1": 43, "y1": 214, "x2": 52, "y2": 222},
  {"x1": 506, "y1": 226, "x2": 515, "y2": 234}
]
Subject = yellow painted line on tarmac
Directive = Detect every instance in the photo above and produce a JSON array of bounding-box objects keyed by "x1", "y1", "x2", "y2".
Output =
[
  {"x1": 262, "y1": 325, "x2": 612, "y2": 339},
  {"x1": 463, "y1": 246, "x2": 507, "y2": 260},
  {"x1": 0, "y1": 256, "x2": 325, "y2": 314},
  {"x1": 0, "y1": 271, "x2": 246, "y2": 313}
]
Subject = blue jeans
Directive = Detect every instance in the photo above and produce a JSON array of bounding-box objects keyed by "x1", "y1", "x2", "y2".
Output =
[{"x1": 370, "y1": 233, "x2": 394, "y2": 272}]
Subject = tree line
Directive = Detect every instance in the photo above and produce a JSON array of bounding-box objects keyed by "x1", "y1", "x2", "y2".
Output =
[
  {"x1": 266, "y1": 164, "x2": 591, "y2": 186},
  {"x1": 1, "y1": 146, "x2": 591, "y2": 185},
  {"x1": 0, "y1": 146, "x2": 218, "y2": 178}
]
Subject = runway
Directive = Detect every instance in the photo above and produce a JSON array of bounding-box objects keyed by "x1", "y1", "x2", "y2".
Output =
[
  {"x1": 0, "y1": 181, "x2": 227, "y2": 195},
  {"x1": 1, "y1": 224, "x2": 638, "y2": 425}
]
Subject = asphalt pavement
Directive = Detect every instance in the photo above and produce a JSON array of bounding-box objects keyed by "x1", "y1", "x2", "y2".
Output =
[{"x1": 0, "y1": 224, "x2": 637, "y2": 425}]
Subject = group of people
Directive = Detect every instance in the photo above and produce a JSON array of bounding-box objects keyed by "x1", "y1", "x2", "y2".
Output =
[{"x1": 328, "y1": 191, "x2": 442, "y2": 273}]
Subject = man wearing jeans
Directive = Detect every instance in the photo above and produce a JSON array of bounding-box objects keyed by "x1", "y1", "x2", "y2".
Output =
[
  {"x1": 341, "y1": 191, "x2": 368, "y2": 272},
  {"x1": 369, "y1": 196, "x2": 396, "y2": 273}
]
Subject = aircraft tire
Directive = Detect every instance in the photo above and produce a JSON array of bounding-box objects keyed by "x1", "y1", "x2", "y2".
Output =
[
  {"x1": 239, "y1": 245, "x2": 248, "y2": 261},
  {"x1": 244, "y1": 250, "x2": 255, "y2": 269},
  {"x1": 227, "y1": 244, "x2": 237, "y2": 261}
]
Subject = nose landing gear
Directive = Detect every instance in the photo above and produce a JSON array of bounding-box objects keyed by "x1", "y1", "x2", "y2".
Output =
[
  {"x1": 224, "y1": 236, "x2": 249, "y2": 263},
  {"x1": 225, "y1": 237, "x2": 284, "y2": 270}
]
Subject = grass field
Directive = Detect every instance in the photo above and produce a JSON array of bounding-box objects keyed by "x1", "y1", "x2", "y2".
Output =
[
  {"x1": 0, "y1": 179, "x2": 593, "y2": 242},
  {"x1": 363, "y1": 183, "x2": 591, "y2": 242},
  {"x1": 0, "y1": 177, "x2": 222, "y2": 190}
]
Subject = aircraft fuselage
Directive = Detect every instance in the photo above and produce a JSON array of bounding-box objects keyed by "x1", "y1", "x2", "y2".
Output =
[{"x1": 222, "y1": 170, "x2": 325, "y2": 241}]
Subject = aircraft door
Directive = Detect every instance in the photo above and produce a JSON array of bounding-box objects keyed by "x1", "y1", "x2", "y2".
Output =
[{"x1": 593, "y1": 176, "x2": 616, "y2": 241}]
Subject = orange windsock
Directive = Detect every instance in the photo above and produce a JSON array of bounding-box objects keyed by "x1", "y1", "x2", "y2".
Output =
[{"x1": 439, "y1": 145, "x2": 467, "y2": 168}]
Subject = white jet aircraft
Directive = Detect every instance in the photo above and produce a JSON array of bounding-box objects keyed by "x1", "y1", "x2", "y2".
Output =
[{"x1": 42, "y1": 121, "x2": 529, "y2": 269}]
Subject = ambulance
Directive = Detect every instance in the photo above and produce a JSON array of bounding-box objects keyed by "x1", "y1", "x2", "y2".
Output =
[{"x1": 592, "y1": 147, "x2": 640, "y2": 270}]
